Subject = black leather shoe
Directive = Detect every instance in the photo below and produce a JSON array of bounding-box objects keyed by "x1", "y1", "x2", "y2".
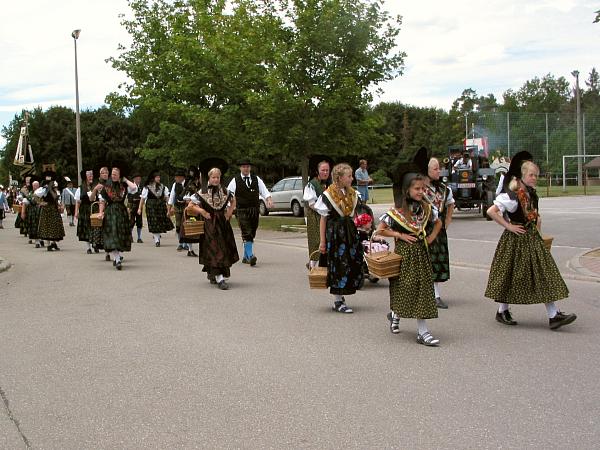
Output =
[
  {"x1": 549, "y1": 312, "x2": 577, "y2": 330},
  {"x1": 105, "y1": 254, "x2": 111, "y2": 261},
  {"x1": 187, "y1": 250, "x2": 197, "y2": 257},
  {"x1": 217, "y1": 280, "x2": 229, "y2": 290},
  {"x1": 155, "y1": 241, "x2": 160, "y2": 247},
  {"x1": 250, "y1": 256, "x2": 257, "y2": 266},
  {"x1": 496, "y1": 310, "x2": 517, "y2": 325},
  {"x1": 137, "y1": 238, "x2": 143, "y2": 243},
  {"x1": 86, "y1": 249, "x2": 92, "y2": 254}
]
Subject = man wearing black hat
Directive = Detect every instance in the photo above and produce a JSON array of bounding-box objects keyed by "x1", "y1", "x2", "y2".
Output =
[
  {"x1": 168, "y1": 168, "x2": 193, "y2": 255},
  {"x1": 61, "y1": 178, "x2": 76, "y2": 226},
  {"x1": 226, "y1": 159, "x2": 273, "y2": 265}
]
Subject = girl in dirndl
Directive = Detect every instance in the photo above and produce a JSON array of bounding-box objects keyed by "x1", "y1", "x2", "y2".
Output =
[
  {"x1": 75, "y1": 169, "x2": 95, "y2": 254},
  {"x1": 376, "y1": 169, "x2": 442, "y2": 346},
  {"x1": 424, "y1": 157, "x2": 455, "y2": 309},
  {"x1": 314, "y1": 163, "x2": 363, "y2": 314},
  {"x1": 186, "y1": 167, "x2": 239, "y2": 290},
  {"x1": 35, "y1": 177, "x2": 65, "y2": 252},
  {"x1": 138, "y1": 171, "x2": 174, "y2": 247},
  {"x1": 485, "y1": 153, "x2": 576, "y2": 330}
]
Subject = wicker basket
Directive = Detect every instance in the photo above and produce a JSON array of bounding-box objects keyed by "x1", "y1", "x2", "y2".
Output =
[
  {"x1": 90, "y1": 202, "x2": 103, "y2": 228},
  {"x1": 308, "y1": 250, "x2": 328, "y2": 289},
  {"x1": 182, "y1": 210, "x2": 204, "y2": 238},
  {"x1": 364, "y1": 233, "x2": 402, "y2": 279},
  {"x1": 542, "y1": 235, "x2": 553, "y2": 251}
]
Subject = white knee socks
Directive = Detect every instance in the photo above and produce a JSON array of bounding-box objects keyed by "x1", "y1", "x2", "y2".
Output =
[
  {"x1": 417, "y1": 319, "x2": 428, "y2": 335},
  {"x1": 545, "y1": 302, "x2": 558, "y2": 318},
  {"x1": 498, "y1": 303, "x2": 509, "y2": 313},
  {"x1": 215, "y1": 274, "x2": 224, "y2": 283},
  {"x1": 153, "y1": 233, "x2": 160, "y2": 243},
  {"x1": 434, "y1": 282, "x2": 441, "y2": 299}
]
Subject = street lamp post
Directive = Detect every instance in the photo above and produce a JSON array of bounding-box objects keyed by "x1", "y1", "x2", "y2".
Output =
[
  {"x1": 72, "y1": 29, "x2": 82, "y2": 186},
  {"x1": 571, "y1": 70, "x2": 582, "y2": 186}
]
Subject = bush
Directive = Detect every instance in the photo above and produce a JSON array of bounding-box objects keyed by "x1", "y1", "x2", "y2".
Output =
[{"x1": 371, "y1": 169, "x2": 392, "y2": 185}]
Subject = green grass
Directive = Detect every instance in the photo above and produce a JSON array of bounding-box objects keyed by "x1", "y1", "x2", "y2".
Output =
[{"x1": 231, "y1": 215, "x2": 306, "y2": 232}]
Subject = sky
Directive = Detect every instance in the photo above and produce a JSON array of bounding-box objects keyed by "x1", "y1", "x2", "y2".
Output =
[{"x1": 1, "y1": 0, "x2": 599, "y2": 150}]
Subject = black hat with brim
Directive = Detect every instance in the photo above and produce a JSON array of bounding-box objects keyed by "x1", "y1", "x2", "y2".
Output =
[
  {"x1": 144, "y1": 169, "x2": 161, "y2": 187},
  {"x1": 413, "y1": 146, "x2": 430, "y2": 177},
  {"x1": 237, "y1": 158, "x2": 253, "y2": 166},
  {"x1": 308, "y1": 154, "x2": 334, "y2": 178},
  {"x1": 502, "y1": 151, "x2": 533, "y2": 193},
  {"x1": 174, "y1": 167, "x2": 187, "y2": 177},
  {"x1": 199, "y1": 157, "x2": 229, "y2": 177}
]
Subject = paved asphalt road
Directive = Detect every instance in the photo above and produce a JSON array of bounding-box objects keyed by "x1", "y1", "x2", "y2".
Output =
[{"x1": 1, "y1": 196, "x2": 599, "y2": 449}]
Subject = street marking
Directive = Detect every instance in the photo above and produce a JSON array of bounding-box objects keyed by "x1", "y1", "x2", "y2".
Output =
[{"x1": 448, "y1": 237, "x2": 592, "y2": 251}]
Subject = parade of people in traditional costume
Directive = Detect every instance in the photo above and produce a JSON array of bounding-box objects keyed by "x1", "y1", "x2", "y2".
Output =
[
  {"x1": 485, "y1": 151, "x2": 576, "y2": 330},
  {"x1": 303, "y1": 155, "x2": 332, "y2": 269},
  {"x1": 16, "y1": 177, "x2": 32, "y2": 236},
  {"x1": 314, "y1": 163, "x2": 364, "y2": 314},
  {"x1": 376, "y1": 162, "x2": 442, "y2": 346},
  {"x1": 74, "y1": 169, "x2": 95, "y2": 254},
  {"x1": 226, "y1": 159, "x2": 272, "y2": 266},
  {"x1": 138, "y1": 170, "x2": 174, "y2": 247},
  {"x1": 187, "y1": 159, "x2": 239, "y2": 290},
  {"x1": 168, "y1": 168, "x2": 193, "y2": 255},
  {"x1": 127, "y1": 173, "x2": 144, "y2": 244},
  {"x1": 413, "y1": 147, "x2": 455, "y2": 309},
  {"x1": 97, "y1": 166, "x2": 138, "y2": 270},
  {"x1": 35, "y1": 168, "x2": 65, "y2": 251}
]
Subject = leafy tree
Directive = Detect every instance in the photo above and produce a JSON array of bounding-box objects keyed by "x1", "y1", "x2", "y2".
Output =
[{"x1": 107, "y1": 0, "x2": 405, "y2": 180}]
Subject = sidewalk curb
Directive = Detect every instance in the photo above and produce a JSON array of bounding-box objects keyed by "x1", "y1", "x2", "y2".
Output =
[
  {"x1": 568, "y1": 248, "x2": 600, "y2": 281},
  {"x1": 0, "y1": 257, "x2": 12, "y2": 273}
]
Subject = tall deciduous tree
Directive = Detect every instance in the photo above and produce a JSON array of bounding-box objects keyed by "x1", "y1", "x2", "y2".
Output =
[{"x1": 106, "y1": 0, "x2": 405, "y2": 177}]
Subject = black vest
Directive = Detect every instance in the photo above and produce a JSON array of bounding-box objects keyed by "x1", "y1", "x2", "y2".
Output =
[
  {"x1": 506, "y1": 189, "x2": 539, "y2": 224},
  {"x1": 79, "y1": 185, "x2": 91, "y2": 205},
  {"x1": 235, "y1": 174, "x2": 259, "y2": 208}
]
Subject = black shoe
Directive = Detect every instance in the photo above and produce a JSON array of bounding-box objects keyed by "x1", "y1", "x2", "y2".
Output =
[
  {"x1": 115, "y1": 261, "x2": 122, "y2": 270},
  {"x1": 47, "y1": 246, "x2": 54, "y2": 252},
  {"x1": 137, "y1": 238, "x2": 143, "y2": 243},
  {"x1": 40, "y1": 241, "x2": 45, "y2": 247},
  {"x1": 250, "y1": 256, "x2": 257, "y2": 266},
  {"x1": 52, "y1": 244, "x2": 60, "y2": 251},
  {"x1": 35, "y1": 243, "x2": 40, "y2": 248},
  {"x1": 496, "y1": 310, "x2": 517, "y2": 326},
  {"x1": 187, "y1": 250, "x2": 197, "y2": 257},
  {"x1": 217, "y1": 280, "x2": 229, "y2": 290},
  {"x1": 177, "y1": 245, "x2": 184, "y2": 252},
  {"x1": 155, "y1": 241, "x2": 160, "y2": 247},
  {"x1": 435, "y1": 297, "x2": 448, "y2": 309},
  {"x1": 242, "y1": 257, "x2": 249, "y2": 264},
  {"x1": 87, "y1": 249, "x2": 92, "y2": 254},
  {"x1": 333, "y1": 300, "x2": 353, "y2": 314},
  {"x1": 94, "y1": 247, "x2": 100, "y2": 253},
  {"x1": 28, "y1": 240, "x2": 33, "y2": 244},
  {"x1": 549, "y1": 312, "x2": 577, "y2": 330},
  {"x1": 416, "y1": 331, "x2": 440, "y2": 347},
  {"x1": 105, "y1": 254, "x2": 111, "y2": 261}
]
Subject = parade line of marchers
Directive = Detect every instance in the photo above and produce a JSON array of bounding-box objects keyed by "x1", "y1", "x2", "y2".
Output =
[{"x1": 2, "y1": 150, "x2": 577, "y2": 347}]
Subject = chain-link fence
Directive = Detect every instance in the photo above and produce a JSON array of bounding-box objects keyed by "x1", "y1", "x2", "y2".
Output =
[{"x1": 465, "y1": 111, "x2": 600, "y2": 187}]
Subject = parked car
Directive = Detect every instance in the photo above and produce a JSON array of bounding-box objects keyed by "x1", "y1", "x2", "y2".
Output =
[{"x1": 260, "y1": 176, "x2": 304, "y2": 217}]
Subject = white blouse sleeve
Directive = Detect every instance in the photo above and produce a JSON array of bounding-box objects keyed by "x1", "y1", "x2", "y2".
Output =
[
  {"x1": 189, "y1": 194, "x2": 201, "y2": 205},
  {"x1": 493, "y1": 193, "x2": 518, "y2": 214},
  {"x1": 34, "y1": 186, "x2": 47, "y2": 197},
  {"x1": 257, "y1": 177, "x2": 271, "y2": 199},
  {"x1": 303, "y1": 183, "x2": 317, "y2": 207},
  {"x1": 74, "y1": 188, "x2": 81, "y2": 202},
  {"x1": 313, "y1": 195, "x2": 329, "y2": 217},
  {"x1": 163, "y1": 186, "x2": 170, "y2": 200},
  {"x1": 445, "y1": 186, "x2": 455, "y2": 206},
  {"x1": 140, "y1": 187, "x2": 149, "y2": 200},
  {"x1": 227, "y1": 178, "x2": 236, "y2": 194}
]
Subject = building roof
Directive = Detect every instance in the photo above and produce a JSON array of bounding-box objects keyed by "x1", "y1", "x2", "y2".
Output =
[{"x1": 584, "y1": 156, "x2": 600, "y2": 169}]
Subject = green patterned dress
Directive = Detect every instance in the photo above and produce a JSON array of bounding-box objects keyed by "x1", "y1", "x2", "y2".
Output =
[
  {"x1": 381, "y1": 203, "x2": 437, "y2": 319},
  {"x1": 485, "y1": 187, "x2": 568, "y2": 304},
  {"x1": 100, "y1": 182, "x2": 132, "y2": 252},
  {"x1": 144, "y1": 184, "x2": 174, "y2": 234},
  {"x1": 424, "y1": 181, "x2": 454, "y2": 282}
]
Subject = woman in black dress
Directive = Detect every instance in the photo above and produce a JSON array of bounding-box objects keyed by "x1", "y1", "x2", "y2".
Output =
[{"x1": 186, "y1": 166, "x2": 238, "y2": 290}]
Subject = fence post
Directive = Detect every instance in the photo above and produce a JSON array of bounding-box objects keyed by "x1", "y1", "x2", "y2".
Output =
[{"x1": 547, "y1": 172, "x2": 551, "y2": 198}]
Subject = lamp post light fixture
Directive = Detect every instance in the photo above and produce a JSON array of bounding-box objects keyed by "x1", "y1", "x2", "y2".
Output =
[
  {"x1": 72, "y1": 29, "x2": 82, "y2": 186},
  {"x1": 571, "y1": 70, "x2": 582, "y2": 186}
]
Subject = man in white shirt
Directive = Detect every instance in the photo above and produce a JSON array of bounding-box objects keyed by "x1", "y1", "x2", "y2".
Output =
[
  {"x1": 168, "y1": 168, "x2": 194, "y2": 255},
  {"x1": 226, "y1": 159, "x2": 273, "y2": 266},
  {"x1": 453, "y1": 152, "x2": 473, "y2": 171}
]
